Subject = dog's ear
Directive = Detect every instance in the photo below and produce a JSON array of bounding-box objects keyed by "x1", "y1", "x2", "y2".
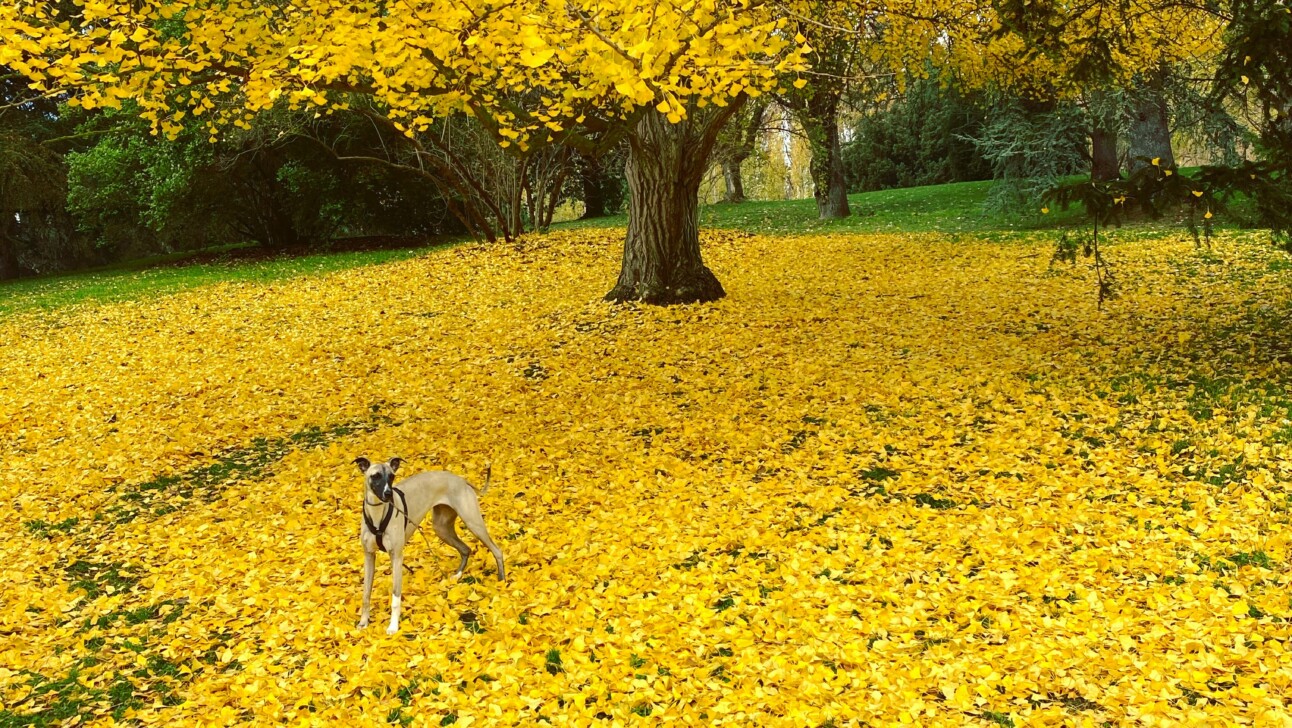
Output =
[
  {"x1": 388, "y1": 457, "x2": 402, "y2": 473},
  {"x1": 353, "y1": 457, "x2": 371, "y2": 473}
]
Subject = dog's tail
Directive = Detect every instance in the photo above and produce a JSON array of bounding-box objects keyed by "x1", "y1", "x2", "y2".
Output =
[{"x1": 477, "y1": 461, "x2": 492, "y2": 497}]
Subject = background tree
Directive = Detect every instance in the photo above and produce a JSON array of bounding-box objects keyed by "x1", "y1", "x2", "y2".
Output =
[
  {"x1": 776, "y1": 4, "x2": 865, "y2": 220},
  {"x1": 1210, "y1": 0, "x2": 1292, "y2": 242},
  {"x1": 1125, "y1": 66, "x2": 1177, "y2": 174},
  {"x1": 982, "y1": 0, "x2": 1223, "y2": 183},
  {"x1": 712, "y1": 100, "x2": 769, "y2": 203},
  {"x1": 842, "y1": 72, "x2": 991, "y2": 192},
  {"x1": 0, "y1": 70, "x2": 74, "y2": 279},
  {"x1": 570, "y1": 147, "x2": 626, "y2": 220},
  {"x1": 65, "y1": 108, "x2": 467, "y2": 258},
  {"x1": 971, "y1": 97, "x2": 1089, "y2": 216}
]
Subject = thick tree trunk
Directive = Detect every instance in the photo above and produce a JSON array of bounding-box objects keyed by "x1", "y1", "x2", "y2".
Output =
[
  {"x1": 1091, "y1": 126, "x2": 1120, "y2": 181},
  {"x1": 1127, "y1": 69, "x2": 1175, "y2": 174},
  {"x1": 606, "y1": 107, "x2": 740, "y2": 305},
  {"x1": 723, "y1": 160, "x2": 747, "y2": 203},
  {"x1": 803, "y1": 103, "x2": 851, "y2": 219}
]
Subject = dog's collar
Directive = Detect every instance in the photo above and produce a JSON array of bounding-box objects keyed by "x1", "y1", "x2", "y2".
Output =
[{"x1": 362, "y1": 487, "x2": 409, "y2": 553}]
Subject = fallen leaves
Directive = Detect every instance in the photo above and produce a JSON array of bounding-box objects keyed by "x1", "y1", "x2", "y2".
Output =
[{"x1": 1, "y1": 228, "x2": 1291, "y2": 725}]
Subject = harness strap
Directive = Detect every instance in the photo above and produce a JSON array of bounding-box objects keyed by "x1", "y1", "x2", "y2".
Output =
[{"x1": 363, "y1": 487, "x2": 409, "y2": 553}]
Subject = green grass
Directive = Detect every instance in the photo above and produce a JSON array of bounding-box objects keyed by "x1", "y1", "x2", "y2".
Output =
[
  {"x1": 560, "y1": 169, "x2": 1253, "y2": 239},
  {"x1": 0, "y1": 242, "x2": 454, "y2": 317},
  {"x1": 558, "y1": 180, "x2": 1089, "y2": 237}
]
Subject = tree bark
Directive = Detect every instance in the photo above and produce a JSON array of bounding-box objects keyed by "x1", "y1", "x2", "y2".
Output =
[
  {"x1": 801, "y1": 102, "x2": 851, "y2": 219},
  {"x1": 605, "y1": 106, "x2": 741, "y2": 305},
  {"x1": 722, "y1": 160, "x2": 747, "y2": 203},
  {"x1": 819, "y1": 119, "x2": 850, "y2": 219},
  {"x1": 1091, "y1": 125, "x2": 1120, "y2": 181},
  {"x1": 1127, "y1": 69, "x2": 1175, "y2": 174}
]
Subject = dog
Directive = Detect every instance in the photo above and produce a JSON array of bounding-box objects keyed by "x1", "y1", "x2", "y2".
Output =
[{"x1": 353, "y1": 457, "x2": 505, "y2": 634}]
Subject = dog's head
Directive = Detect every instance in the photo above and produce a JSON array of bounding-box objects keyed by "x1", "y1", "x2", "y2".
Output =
[{"x1": 353, "y1": 457, "x2": 401, "y2": 502}]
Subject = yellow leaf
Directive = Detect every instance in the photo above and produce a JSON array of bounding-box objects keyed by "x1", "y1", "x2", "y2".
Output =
[{"x1": 519, "y1": 49, "x2": 554, "y2": 68}]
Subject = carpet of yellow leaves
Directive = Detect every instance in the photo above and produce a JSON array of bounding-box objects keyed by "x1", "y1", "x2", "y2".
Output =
[{"x1": 2, "y1": 229, "x2": 1292, "y2": 726}]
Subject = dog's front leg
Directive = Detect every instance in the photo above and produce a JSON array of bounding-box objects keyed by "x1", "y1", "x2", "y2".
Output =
[
  {"x1": 387, "y1": 549, "x2": 404, "y2": 635},
  {"x1": 359, "y1": 549, "x2": 375, "y2": 628}
]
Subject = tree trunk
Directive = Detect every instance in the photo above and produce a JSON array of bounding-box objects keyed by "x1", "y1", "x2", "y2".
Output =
[
  {"x1": 606, "y1": 107, "x2": 740, "y2": 305},
  {"x1": 803, "y1": 103, "x2": 851, "y2": 219},
  {"x1": 1127, "y1": 69, "x2": 1175, "y2": 174},
  {"x1": 1091, "y1": 126, "x2": 1120, "y2": 181},
  {"x1": 578, "y1": 152, "x2": 611, "y2": 219},
  {"x1": 716, "y1": 100, "x2": 766, "y2": 204},
  {"x1": 0, "y1": 217, "x2": 21, "y2": 280},
  {"x1": 723, "y1": 160, "x2": 747, "y2": 203},
  {"x1": 820, "y1": 122, "x2": 850, "y2": 219}
]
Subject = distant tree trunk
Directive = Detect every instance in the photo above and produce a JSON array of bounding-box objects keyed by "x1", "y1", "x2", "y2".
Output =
[
  {"x1": 0, "y1": 217, "x2": 20, "y2": 280},
  {"x1": 722, "y1": 161, "x2": 747, "y2": 203},
  {"x1": 576, "y1": 152, "x2": 625, "y2": 221},
  {"x1": 819, "y1": 119, "x2": 850, "y2": 218},
  {"x1": 1091, "y1": 126, "x2": 1120, "y2": 181},
  {"x1": 800, "y1": 101, "x2": 851, "y2": 219},
  {"x1": 717, "y1": 101, "x2": 767, "y2": 203},
  {"x1": 581, "y1": 153, "x2": 609, "y2": 219},
  {"x1": 523, "y1": 147, "x2": 571, "y2": 232},
  {"x1": 1127, "y1": 68, "x2": 1175, "y2": 174},
  {"x1": 606, "y1": 104, "x2": 743, "y2": 305}
]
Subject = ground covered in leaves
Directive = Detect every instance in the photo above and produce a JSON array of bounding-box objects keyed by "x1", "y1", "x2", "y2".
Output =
[{"x1": 3, "y1": 228, "x2": 1292, "y2": 726}]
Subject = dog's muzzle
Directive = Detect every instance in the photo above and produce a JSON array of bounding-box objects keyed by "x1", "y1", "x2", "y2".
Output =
[{"x1": 370, "y1": 478, "x2": 393, "y2": 502}]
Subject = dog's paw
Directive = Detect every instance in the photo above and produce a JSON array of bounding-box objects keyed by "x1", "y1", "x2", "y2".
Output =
[
  {"x1": 358, "y1": 619, "x2": 369, "y2": 629},
  {"x1": 386, "y1": 624, "x2": 399, "y2": 635}
]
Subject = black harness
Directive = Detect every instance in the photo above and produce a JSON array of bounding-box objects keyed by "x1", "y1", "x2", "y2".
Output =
[{"x1": 363, "y1": 487, "x2": 409, "y2": 553}]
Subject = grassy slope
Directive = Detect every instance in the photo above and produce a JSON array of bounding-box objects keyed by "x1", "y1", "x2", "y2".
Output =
[
  {"x1": 0, "y1": 244, "x2": 449, "y2": 317},
  {"x1": 0, "y1": 176, "x2": 1253, "y2": 316},
  {"x1": 559, "y1": 179, "x2": 1087, "y2": 236}
]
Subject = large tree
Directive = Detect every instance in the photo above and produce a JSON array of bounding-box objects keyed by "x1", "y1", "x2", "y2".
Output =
[{"x1": 2, "y1": 0, "x2": 806, "y2": 304}]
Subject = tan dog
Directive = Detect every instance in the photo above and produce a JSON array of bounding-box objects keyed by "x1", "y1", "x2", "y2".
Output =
[{"x1": 353, "y1": 457, "x2": 505, "y2": 634}]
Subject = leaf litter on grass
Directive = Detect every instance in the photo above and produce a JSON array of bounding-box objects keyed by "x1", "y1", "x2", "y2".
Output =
[{"x1": 1, "y1": 228, "x2": 1291, "y2": 725}]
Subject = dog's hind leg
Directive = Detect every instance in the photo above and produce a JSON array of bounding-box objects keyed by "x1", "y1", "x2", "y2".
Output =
[
  {"x1": 359, "y1": 549, "x2": 375, "y2": 628},
  {"x1": 388, "y1": 548, "x2": 404, "y2": 635},
  {"x1": 455, "y1": 499, "x2": 506, "y2": 582},
  {"x1": 431, "y1": 505, "x2": 472, "y2": 581}
]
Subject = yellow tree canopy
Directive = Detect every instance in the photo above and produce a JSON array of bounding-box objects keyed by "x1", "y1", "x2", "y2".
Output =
[
  {"x1": 963, "y1": 0, "x2": 1226, "y2": 95},
  {"x1": 1, "y1": 0, "x2": 812, "y2": 146}
]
